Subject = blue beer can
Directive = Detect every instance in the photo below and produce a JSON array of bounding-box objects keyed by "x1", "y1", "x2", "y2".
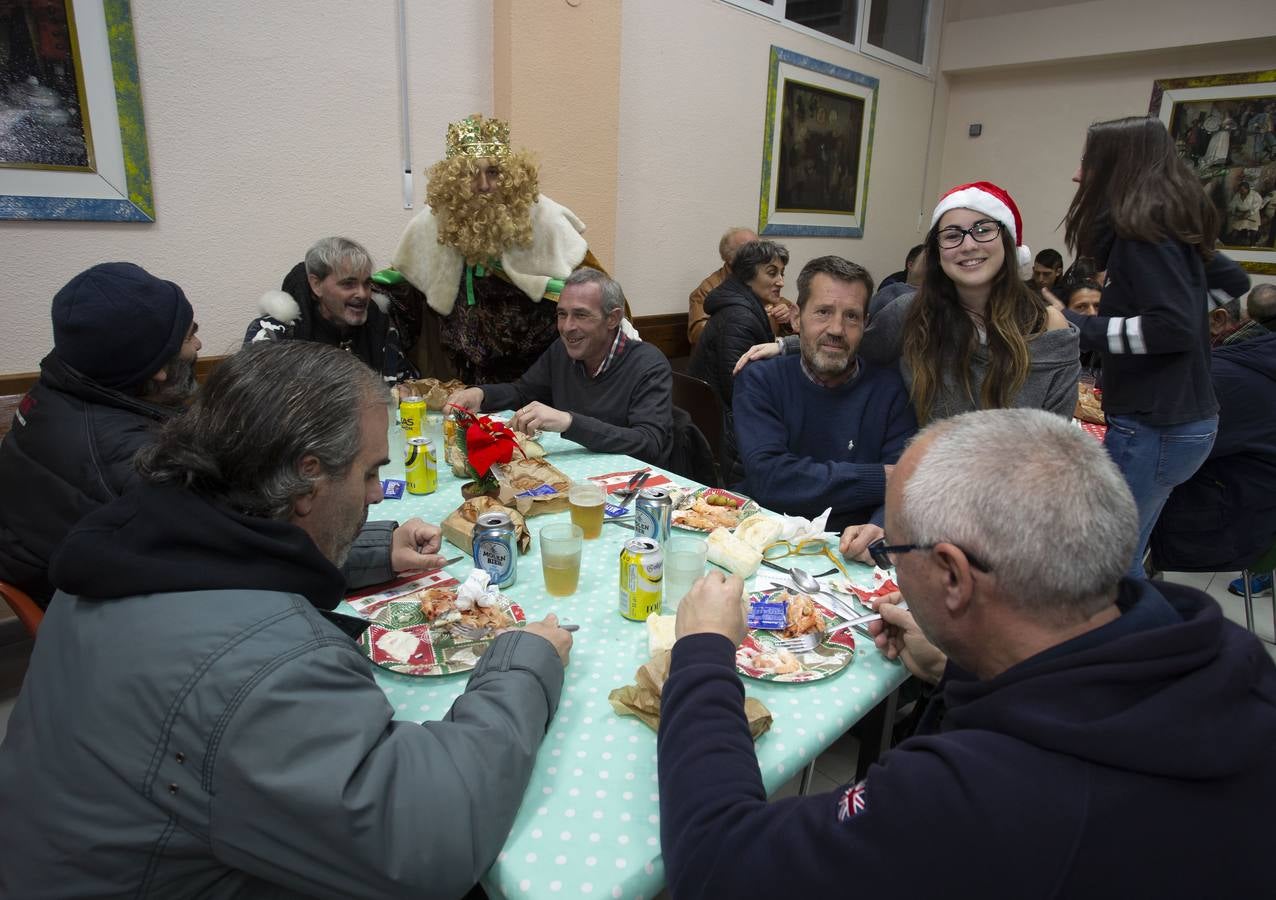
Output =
[
  {"x1": 472, "y1": 510, "x2": 517, "y2": 588},
  {"x1": 635, "y1": 487, "x2": 672, "y2": 545}
]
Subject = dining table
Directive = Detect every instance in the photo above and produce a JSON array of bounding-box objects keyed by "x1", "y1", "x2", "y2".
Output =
[{"x1": 342, "y1": 411, "x2": 909, "y2": 900}]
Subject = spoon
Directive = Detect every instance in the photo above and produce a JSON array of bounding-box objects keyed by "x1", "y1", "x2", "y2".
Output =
[
  {"x1": 787, "y1": 564, "x2": 911, "y2": 622},
  {"x1": 788, "y1": 565, "x2": 826, "y2": 595}
]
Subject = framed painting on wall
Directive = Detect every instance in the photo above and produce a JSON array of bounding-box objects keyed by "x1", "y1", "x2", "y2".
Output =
[
  {"x1": 0, "y1": 0, "x2": 153, "y2": 221},
  {"x1": 758, "y1": 45, "x2": 878, "y2": 238},
  {"x1": 1150, "y1": 69, "x2": 1276, "y2": 274}
]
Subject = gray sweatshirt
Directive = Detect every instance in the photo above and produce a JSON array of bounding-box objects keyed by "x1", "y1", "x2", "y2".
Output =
[
  {"x1": 782, "y1": 292, "x2": 1080, "y2": 421},
  {"x1": 482, "y1": 337, "x2": 673, "y2": 465}
]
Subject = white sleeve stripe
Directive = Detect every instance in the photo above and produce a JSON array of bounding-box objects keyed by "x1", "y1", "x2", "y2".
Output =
[
  {"x1": 1126, "y1": 316, "x2": 1147, "y2": 354},
  {"x1": 1107, "y1": 317, "x2": 1124, "y2": 354}
]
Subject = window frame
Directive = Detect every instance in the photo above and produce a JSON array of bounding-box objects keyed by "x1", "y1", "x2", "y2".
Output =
[{"x1": 722, "y1": 0, "x2": 941, "y2": 79}]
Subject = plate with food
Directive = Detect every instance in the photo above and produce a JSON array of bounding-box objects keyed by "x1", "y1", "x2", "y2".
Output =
[
  {"x1": 734, "y1": 588, "x2": 855, "y2": 684},
  {"x1": 358, "y1": 584, "x2": 526, "y2": 677},
  {"x1": 672, "y1": 487, "x2": 759, "y2": 533}
]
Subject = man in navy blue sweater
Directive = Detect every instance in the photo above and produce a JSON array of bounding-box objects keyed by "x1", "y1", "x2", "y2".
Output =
[
  {"x1": 732, "y1": 256, "x2": 917, "y2": 556},
  {"x1": 659, "y1": 408, "x2": 1276, "y2": 898}
]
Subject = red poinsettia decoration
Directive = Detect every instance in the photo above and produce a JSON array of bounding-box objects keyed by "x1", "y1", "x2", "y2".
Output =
[{"x1": 446, "y1": 404, "x2": 527, "y2": 478}]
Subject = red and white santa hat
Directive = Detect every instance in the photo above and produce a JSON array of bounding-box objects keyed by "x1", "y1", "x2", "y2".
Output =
[{"x1": 931, "y1": 181, "x2": 1032, "y2": 271}]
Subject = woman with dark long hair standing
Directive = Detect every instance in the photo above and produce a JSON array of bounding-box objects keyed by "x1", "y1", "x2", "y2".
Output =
[{"x1": 1062, "y1": 116, "x2": 1249, "y2": 577}]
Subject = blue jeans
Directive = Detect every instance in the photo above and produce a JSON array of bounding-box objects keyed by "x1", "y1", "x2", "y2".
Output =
[{"x1": 1104, "y1": 414, "x2": 1217, "y2": 578}]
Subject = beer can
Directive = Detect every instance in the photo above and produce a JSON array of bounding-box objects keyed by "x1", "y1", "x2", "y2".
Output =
[
  {"x1": 405, "y1": 437, "x2": 437, "y2": 495},
  {"x1": 443, "y1": 411, "x2": 459, "y2": 447},
  {"x1": 634, "y1": 487, "x2": 672, "y2": 545},
  {"x1": 473, "y1": 511, "x2": 517, "y2": 588},
  {"x1": 619, "y1": 537, "x2": 663, "y2": 621},
  {"x1": 400, "y1": 395, "x2": 426, "y2": 439}
]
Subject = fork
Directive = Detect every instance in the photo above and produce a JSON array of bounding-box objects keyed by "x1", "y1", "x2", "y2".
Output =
[
  {"x1": 452, "y1": 622, "x2": 581, "y2": 642},
  {"x1": 450, "y1": 623, "x2": 492, "y2": 642},
  {"x1": 772, "y1": 611, "x2": 883, "y2": 653}
]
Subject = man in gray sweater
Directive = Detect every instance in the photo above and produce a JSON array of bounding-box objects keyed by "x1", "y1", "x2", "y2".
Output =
[{"x1": 449, "y1": 267, "x2": 674, "y2": 466}]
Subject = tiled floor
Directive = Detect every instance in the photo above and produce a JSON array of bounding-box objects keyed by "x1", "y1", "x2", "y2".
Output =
[{"x1": 1, "y1": 570, "x2": 1272, "y2": 784}]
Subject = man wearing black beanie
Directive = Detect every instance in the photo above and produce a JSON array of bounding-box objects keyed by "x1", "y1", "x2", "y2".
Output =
[
  {"x1": 0, "y1": 264, "x2": 455, "y2": 611},
  {"x1": 0, "y1": 262, "x2": 202, "y2": 608}
]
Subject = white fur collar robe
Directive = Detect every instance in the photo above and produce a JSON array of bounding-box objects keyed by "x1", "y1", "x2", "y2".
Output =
[{"x1": 392, "y1": 194, "x2": 588, "y2": 316}]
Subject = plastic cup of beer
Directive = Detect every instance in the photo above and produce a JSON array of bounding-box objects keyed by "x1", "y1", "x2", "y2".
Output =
[
  {"x1": 568, "y1": 481, "x2": 606, "y2": 539},
  {"x1": 663, "y1": 537, "x2": 708, "y2": 613},
  {"x1": 540, "y1": 523, "x2": 584, "y2": 597}
]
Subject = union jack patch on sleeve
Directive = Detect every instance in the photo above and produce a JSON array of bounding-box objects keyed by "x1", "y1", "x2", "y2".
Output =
[{"x1": 836, "y1": 780, "x2": 868, "y2": 822}]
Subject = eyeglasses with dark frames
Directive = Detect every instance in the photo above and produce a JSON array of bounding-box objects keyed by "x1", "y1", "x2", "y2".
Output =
[
  {"x1": 936, "y1": 220, "x2": 1002, "y2": 249},
  {"x1": 868, "y1": 537, "x2": 992, "y2": 573}
]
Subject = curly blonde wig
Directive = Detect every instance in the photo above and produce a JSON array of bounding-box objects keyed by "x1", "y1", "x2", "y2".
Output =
[{"x1": 426, "y1": 151, "x2": 540, "y2": 265}]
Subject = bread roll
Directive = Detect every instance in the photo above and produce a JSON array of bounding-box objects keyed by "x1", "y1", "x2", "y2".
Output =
[{"x1": 706, "y1": 528, "x2": 762, "y2": 578}]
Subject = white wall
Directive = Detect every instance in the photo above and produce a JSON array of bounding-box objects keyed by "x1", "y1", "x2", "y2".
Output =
[
  {"x1": 614, "y1": 0, "x2": 942, "y2": 316},
  {"x1": 943, "y1": 0, "x2": 1275, "y2": 73},
  {"x1": 0, "y1": 0, "x2": 491, "y2": 373}
]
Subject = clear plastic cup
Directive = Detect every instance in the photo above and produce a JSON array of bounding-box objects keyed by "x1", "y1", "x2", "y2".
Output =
[
  {"x1": 540, "y1": 523, "x2": 584, "y2": 597},
  {"x1": 568, "y1": 481, "x2": 606, "y2": 539},
  {"x1": 663, "y1": 537, "x2": 708, "y2": 612}
]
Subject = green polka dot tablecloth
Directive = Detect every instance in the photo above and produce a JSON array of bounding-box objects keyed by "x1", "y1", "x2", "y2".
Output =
[{"x1": 343, "y1": 416, "x2": 907, "y2": 900}]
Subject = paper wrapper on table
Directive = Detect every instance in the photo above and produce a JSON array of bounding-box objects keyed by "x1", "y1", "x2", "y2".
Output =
[
  {"x1": 1074, "y1": 382, "x2": 1105, "y2": 425},
  {"x1": 514, "y1": 432, "x2": 546, "y2": 460},
  {"x1": 401, "y1": 377, "x2": 468, "y2": 410},
  {"x1": 646, "y1": 615, "x2": 677, "y2": 656},
  {"x1": 493, "y1": 457, "x2": 572, "y2": 517},
  {"x1": 706, "y1": 528, "x2": 762, "y2": 578},
  {"x1": 775, "y1": 508, "x2": 832, "y2": 545},
  {"x1": 608, "y1": 650, "x2": 772, "y2": 740},
  {"x1": 441, "y1": 495, "x2": 532, "y2": 556}
]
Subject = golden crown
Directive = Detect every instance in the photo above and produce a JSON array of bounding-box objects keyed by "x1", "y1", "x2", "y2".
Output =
[{"x1": 445, "y1": 114, "x2": 511, "y2": 159}]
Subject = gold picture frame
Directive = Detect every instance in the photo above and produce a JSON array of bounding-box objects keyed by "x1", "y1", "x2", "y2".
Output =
[{"x1": 1150, "y1": 69, "x2": 1276, "y2": 274}]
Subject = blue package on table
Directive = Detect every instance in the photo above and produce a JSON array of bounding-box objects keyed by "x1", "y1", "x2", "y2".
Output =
[
  {"x1": 382, "y1": 479, "x2": 405, "y2": 500},
  {"x1": 747, "y1": 601, "x2": 789, "y2": 630},
  {"x1": 516, "y1": 484, "x2": 560, "y2": 498},
  {"x1": 603, "y1": 502, "x2": 628, "y2": 518}
]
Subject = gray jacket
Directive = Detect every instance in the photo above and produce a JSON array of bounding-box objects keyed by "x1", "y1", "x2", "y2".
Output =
[{"x1": 0, "y1": 588, "x2": 563, "y2": 898}]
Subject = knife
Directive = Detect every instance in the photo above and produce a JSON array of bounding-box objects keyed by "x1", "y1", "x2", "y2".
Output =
[{"x1": 614, "y1": 471, "x2": 651, "y2": 510}]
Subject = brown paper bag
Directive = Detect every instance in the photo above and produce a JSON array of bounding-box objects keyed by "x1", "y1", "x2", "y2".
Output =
[
  {"x1": 441, "y1": 496, "x2": 532, "y2": 556},
  {"x1": 609, "y1": 650, "x2": 773, "y2": 740},
  {"x1": 400, "y1": 377, "x2": 468, "y2": 411},
  {"x1": 493, "y1": 457, "x2": 572, "y2": 517}
]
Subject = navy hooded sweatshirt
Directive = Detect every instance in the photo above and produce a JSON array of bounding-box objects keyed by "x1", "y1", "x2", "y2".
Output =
[
  {"x1": 658, "y1": 579, "x2": 1276, "y2": 898},
  {"x1": 1151, "y1": 329, "x2": 1276, "y2": 570}
]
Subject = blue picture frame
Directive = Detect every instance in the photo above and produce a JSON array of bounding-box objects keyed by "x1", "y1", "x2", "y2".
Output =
[
  {"x1": 0, "y1": 0, "x2": 153, "y2": 222},
  {"x1": 758, "y1": 46, "x2": 878, "y2": 239}
]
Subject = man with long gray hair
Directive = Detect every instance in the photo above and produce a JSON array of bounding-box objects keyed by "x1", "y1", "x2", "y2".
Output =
[
  {"x1": 0, "y1": 342, "x2": 572, "y2": 897},
  {"x1": 658, "y1": 408, "x2": 1276, "y2": 897},
  {"x1": 449, "y1": 266, "x2": 673, "y2": 466}
]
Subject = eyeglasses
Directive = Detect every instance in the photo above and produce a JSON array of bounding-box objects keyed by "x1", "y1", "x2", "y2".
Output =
[
  {"x1": 867, "y1": 538, "x2": 992, "y2": 573},
  {"x1": 936, "y1": 220, "x2": 1002, "y2": 249},
  {"x1": 763, "y1": 539, "x2": 849, "y2": 579}
]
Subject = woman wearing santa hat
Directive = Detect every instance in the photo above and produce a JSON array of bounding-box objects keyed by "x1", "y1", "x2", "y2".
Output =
[
  {"x1": 1061, "y1": 116, "x2": 1249, "y2": 578},
  {"x1": 875, "y1": 180, "x2": 1078, "y2": 424}
]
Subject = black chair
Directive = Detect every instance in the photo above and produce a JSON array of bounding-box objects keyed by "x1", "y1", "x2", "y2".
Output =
[{"x1": 671, "y1": 373, "x2": 725, "y2": 486}]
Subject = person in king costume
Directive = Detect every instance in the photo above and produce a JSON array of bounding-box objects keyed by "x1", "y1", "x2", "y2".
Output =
[{"x1": 391, "y1": 114, "x2": 607, "y2": 383}]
